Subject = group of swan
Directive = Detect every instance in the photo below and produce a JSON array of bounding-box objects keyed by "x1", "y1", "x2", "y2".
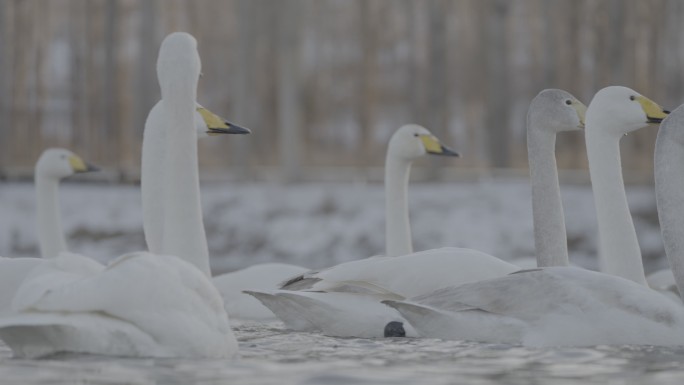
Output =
[
  {"x1": 249, "y1": 87, "x2": 684, "y2": 346},
  {"x1": 1, "y1": 30, "x2": 683, "y2": 358},
  {"x1": 245, "y1": 89, "x2": 587, "y2": 338}
]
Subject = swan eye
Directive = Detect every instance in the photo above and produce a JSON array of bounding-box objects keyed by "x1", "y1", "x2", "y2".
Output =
[
  {"x1": 565, "y1": 100, "x2": 572, "y2": 105},
  {"x1": 413, "y1": 133, "x2": 419, "y2": 137},
  {"x1": 630, "y1": 95, "x2": 636, "y2": 101}
]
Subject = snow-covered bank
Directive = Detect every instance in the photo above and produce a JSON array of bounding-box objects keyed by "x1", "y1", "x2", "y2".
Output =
[{"x1": 0, "y1": 178, "x2": 666, "y2": 275}]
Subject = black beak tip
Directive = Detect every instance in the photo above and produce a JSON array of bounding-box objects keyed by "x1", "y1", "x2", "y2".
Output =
[
  {"x1": 440, "y1": 146, "x2": 460, "y2": 157},
  {"x1": 226, "y1": 122, "x2": 252, "y2": 135}
]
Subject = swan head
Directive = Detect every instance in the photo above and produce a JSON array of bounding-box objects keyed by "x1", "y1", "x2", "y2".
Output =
[
  {"x1": 388, "y1": 124, "x2": 459, "y2": 161},
  {"x1": 157, "y1": 32, "x2": 201, "y2": 100},
  {"x1": 35, "y1": 148, "x2": 99, "y2": 179},
  {"x1": 195, "y1": 103, "x2": 251, "y2": 138},
  {"x1": 586, "y1": 86, "x2": 669, "y2": 137},
  {"x1": 528, "y1": 89, "x2": 586, "y2": 132}
]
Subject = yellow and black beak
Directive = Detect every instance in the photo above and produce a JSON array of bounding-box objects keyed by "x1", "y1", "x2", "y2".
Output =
[
  {"x1": 572, "y1": 100, "x2": 587, "y2": 129},
  {"x1": 196, "y1": 106, "x2": 252, "y2": 135},
  {"x1": 69, "y1": 155, "x2": 100, "y2": 174},
  {"x1": 420, "y1": 135, "x2": 460, "y2": 157},
  {"x1": 635, "y1": 95, "x2": 670, "y2": 124}
]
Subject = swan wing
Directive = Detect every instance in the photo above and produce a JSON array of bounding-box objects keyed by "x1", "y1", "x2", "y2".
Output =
[
  {"x1": 281, "y1": 247, "x2": 518, "y2": 298},
  {"x1": 213, "y1": 263, "x2": 308, "y2": 320}
]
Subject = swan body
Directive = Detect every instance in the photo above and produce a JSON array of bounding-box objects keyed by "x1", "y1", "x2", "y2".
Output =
[
  {"x1": 249, "y1": 247, "x2": 519, "y2": 337},
  {"x1": 387, "y1": 86, "x2": 674, "y2": 346},
  {"x1": 0, "y1": 32, "x2": 238, "y2": 358},
  {"x1": 385, "y1": 267, "x2": 684, "y2": 346},
  {"x1": 0, "y1": 252, "x2": 236, "y2": 358}
]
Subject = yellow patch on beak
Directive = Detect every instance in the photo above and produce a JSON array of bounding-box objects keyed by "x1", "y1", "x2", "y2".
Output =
[
  {"x1": 636, "y1": 95, "x2": 669, "y2": 123},
  {"x1": 420, "y1": 135, "x2": 443, "y2": 154},
  {"x1": 196, "y1": 107, "x2": 230, "y2": 130},
  {"x1": 572, "y1": 101, "x2": 587, "y2": 128},
  {"x1": 69, "y1": 155, "x2": 88, "y2": 173}
]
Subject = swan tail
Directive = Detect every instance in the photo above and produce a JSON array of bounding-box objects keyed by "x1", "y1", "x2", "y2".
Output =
[
  {"x1": 383, "y1": 300, "x2": 524, "y2": 343},
  {"x1": 242, "y1": 291, "x2": 318, "y2": 331}
]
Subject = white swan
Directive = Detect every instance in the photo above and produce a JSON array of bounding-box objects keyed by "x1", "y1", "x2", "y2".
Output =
[
  {"x1": 242, "y1": 123, "x2": 520, "y2": 336},
  {"x1": 0, "y1": 149, "x2": 98, "y2": 316},
  {"x1": 528, "y1": 90, "x2": 586, "y2": 267},
  {"x1": 246, "y1": 90, "x2": 586, "y2": 338},
  {"x1": 35, "y1": 149, "x2": 99, "y2": 259},
  {"x1": 586, "y1": 87, "x2": 667, "y2": 285},
  {"x1": 0, "y1": 32, "x2": 237, "y2": 358},
  {"x1": 385, "y1": 86, "x2": 680, "y2": 346}
]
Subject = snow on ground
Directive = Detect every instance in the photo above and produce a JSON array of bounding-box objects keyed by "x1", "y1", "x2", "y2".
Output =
[{"x1": 0, "y1": 178, "x2": 667, "y2": 275}]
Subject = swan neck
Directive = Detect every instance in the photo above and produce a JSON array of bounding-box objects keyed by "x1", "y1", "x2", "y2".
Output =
[
  {"x1": 385, "y1": 153, "x2": 413, "y2": 257},
  {"x1": 527, "y1": 125, "x2": 569, "y2": 267},
  {"x1": 35, "y1": 174, "x2": 66, "y2": 258},
  {"x1": 141, "y1": 102, "x2": 165, "y2": 254},
  {"x1": 158, "y1": 83, "x2": 211, "y2": 276},
  {"x1": 654, "y1": 132, "x2": 684, "y2": 302},
  {"x1": 586, "y1": 130, "x2": 646, "y2": 285}
]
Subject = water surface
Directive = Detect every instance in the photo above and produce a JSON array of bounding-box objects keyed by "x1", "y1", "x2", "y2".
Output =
[{"x1": 1, "y1": 322, "x2": 683, "y2": 385}]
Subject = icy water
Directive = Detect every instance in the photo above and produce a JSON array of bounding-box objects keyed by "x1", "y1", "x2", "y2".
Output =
[{"x1": 1, "y1": 322, "x2": 684, "y2": 385}]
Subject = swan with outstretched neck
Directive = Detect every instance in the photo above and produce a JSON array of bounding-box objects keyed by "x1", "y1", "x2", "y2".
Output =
[
  {"x1": 385, "y1": 86, "x2": 681, "y2": 346},
  {"x1": 528, "y1": 90, "x2": 586, "y2": 267},
  {"x1": 35, "y1": 149, "x2": 99, "y2": 259},
  {"x1": 0, "y1": 32, "x2": 238, "y2": 358},
  {"x1": 587, "y1": 86, "x2": 669, "y2": 285}
]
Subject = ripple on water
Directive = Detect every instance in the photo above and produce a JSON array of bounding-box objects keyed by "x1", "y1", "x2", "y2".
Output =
[{"x1": 0, "y1": 322, "x2": 684, "y2": 385}]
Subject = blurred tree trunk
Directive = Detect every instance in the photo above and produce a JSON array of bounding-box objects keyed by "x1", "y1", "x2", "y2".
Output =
[
  {"x1": 135, "y1": 0, "x2": 158, "y2": 164},
  {"x1": 0, "y1": 0, "x2": 12, "y2": 172},
  {"x1": 103, "y1": 0, "x2": 121, "y2": 173},
  {"x1": 231, "y1": 0, "x2": 256, "y2": 180},
  {"x1": 358, "y1": 0, "x2": 376, "y2": 171},
  {"x1": 276, "y1": 0, "x2": 302, "y2": 182},
  {"x1": 12, "y1": 0, "x2": 33, "y2": 167},
  {"x1": 426, "y1": 0, "x2": 448, "y2": 179},
  {"x1": 484, "y1": 0, "x2": 510, "y2": 168}
]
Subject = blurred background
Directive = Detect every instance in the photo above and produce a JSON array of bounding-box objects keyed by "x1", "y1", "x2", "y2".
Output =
[
  {"x1": 1, "y1": 0, "x2": 683, "y2": 181},
  {"x1": 0, "y1": 0, "x2": 680, "y2": 272}
]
